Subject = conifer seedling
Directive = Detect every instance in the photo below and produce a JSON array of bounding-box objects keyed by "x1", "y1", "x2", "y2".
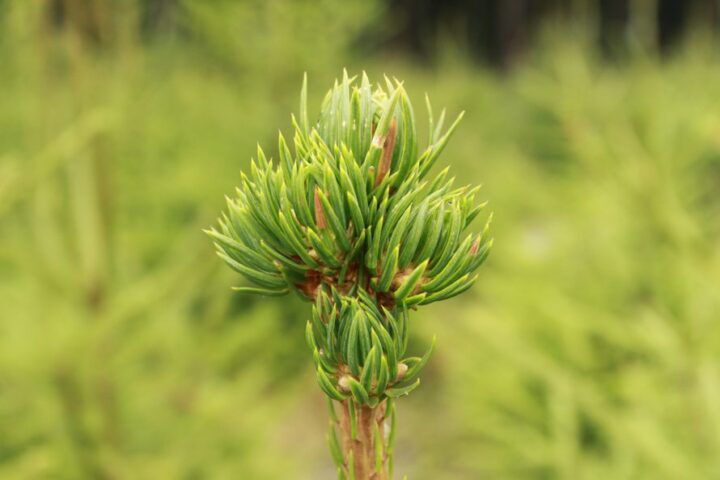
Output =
[{"x1": 207, "y1": 72, "x2": 492, "y2": 479}]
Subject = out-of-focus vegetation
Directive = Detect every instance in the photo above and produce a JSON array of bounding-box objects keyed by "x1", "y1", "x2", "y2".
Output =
[{"x1": 1, "y1": 1, "x2": 720, "y2": 479}]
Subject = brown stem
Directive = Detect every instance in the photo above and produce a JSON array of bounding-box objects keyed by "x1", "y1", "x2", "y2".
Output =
[{"x1": 338, "y1": 400, "x2": 390, "y2": 479}]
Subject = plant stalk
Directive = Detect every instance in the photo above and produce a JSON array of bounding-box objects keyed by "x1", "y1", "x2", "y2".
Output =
[{"x1": 336, "y1": 399, "x2": 390, "y2": 480}]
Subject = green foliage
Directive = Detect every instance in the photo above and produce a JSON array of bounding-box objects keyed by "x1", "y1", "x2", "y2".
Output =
[
  {"x1": 2, "y1": 1, "x2": 720, "y2": 478},
  {"x1": 208, "y1": 73, "x2": 492, "y2": 410}
]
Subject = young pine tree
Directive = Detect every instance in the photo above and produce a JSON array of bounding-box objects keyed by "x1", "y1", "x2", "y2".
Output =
[{"x1": 207, "y1": 72, "x2": 492, "y2": 479}]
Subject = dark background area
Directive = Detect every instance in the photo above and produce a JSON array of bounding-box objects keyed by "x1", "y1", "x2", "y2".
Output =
[{"x1": 42, "y1": 0, "x2": 720, "y2": 66}]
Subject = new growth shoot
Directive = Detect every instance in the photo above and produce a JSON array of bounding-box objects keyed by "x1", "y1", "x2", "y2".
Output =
[{"x1": 208, "y1": 72, "x2": 492, "y2": 479}]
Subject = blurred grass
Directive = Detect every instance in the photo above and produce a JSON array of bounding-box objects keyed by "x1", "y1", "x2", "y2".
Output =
[{"x1": 1, "y1": 2, "x2": 720, "y2": 479}]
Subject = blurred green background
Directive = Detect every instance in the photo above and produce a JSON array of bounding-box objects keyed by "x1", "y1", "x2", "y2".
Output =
[{"x1": 2, "y1": 1, "x2": 720, "y2": 479}]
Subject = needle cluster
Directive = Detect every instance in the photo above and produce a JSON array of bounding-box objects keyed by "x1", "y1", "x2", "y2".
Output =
[{"x1": 208, "y1": 72, "x2": 492, "y2": 478}]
